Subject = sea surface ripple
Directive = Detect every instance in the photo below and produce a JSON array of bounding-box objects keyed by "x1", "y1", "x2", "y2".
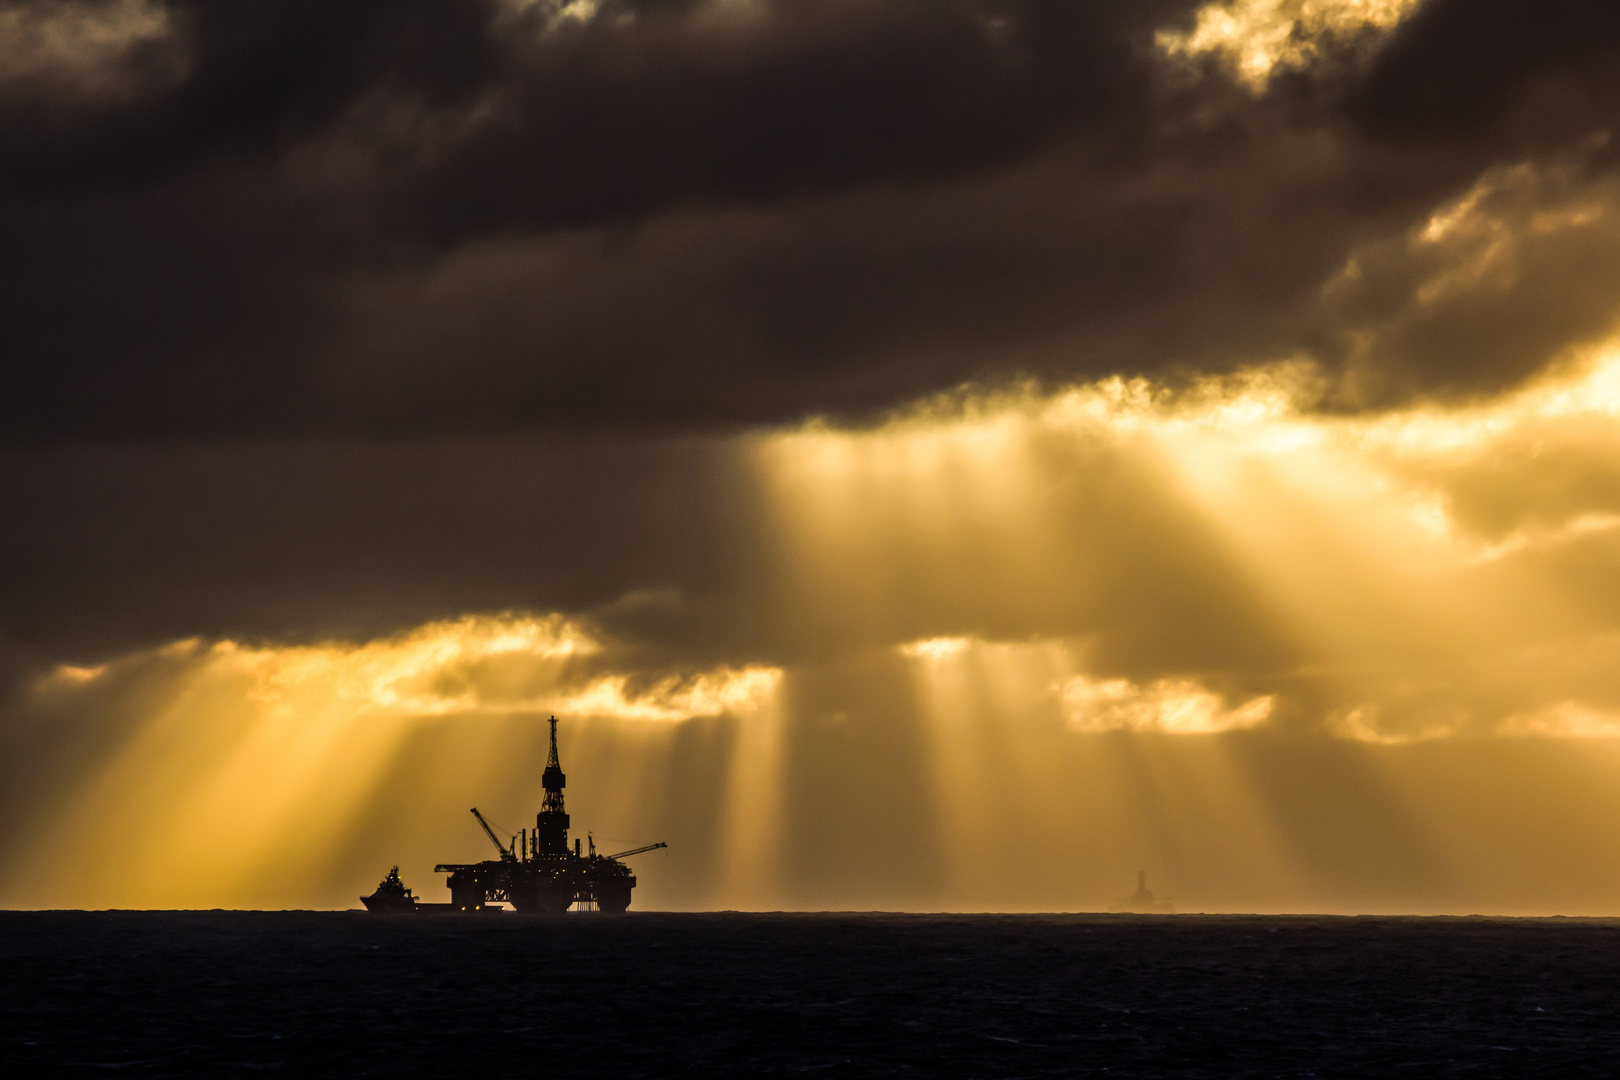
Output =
[{"x1": 3, "y1": 911, "x2": 1619, "y2": 1077}]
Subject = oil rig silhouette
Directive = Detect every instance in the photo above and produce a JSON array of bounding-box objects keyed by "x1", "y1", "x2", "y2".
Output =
[
  {"x1": 363, "y1": 716, "x2": 665, "y2": 913},
  {"x1": 1111, "y1": 870, "x2": 1175, "y2": 914}
]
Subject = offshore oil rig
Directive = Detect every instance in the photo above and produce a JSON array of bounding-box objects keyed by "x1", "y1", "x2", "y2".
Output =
[{"x1": 363, "y1": 716, "x2": 665, "y2": 913}]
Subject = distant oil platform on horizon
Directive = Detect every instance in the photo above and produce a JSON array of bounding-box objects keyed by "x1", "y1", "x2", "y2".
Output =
[
  {"x1": 362, "y1": 716, "x2": 665, "y2": 913},
  {"x1": 1112, "y1": 871, "x2": 1176, "y2": 914}
]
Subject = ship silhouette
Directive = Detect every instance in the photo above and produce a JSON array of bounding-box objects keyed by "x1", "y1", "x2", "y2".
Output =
[
  {"x1": 360, "y1": 866, "x2": 417, "y2": 912},
  {"x1": 363, "y1": 716, "x2": 665, "y2": 913}
]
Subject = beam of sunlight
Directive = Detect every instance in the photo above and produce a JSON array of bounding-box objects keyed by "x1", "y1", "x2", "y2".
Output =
[
  {"x1": 898, "y1": 636, "x2": 1301, "y2": 910},
  {"x1": 755, "y1": 338, "x2": 1620, "y2": 910},
  {"x1": 716, "y1": 688, "x2": 788, "y2": 909},
  {"x1": 764, "y1": 339, "x2": 1620, "y2": 748},
  {"x1": 7, "y1": 615, "x2": 782, "y2": 908}
]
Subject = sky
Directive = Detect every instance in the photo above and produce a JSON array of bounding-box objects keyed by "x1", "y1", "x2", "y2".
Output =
[{"x1": 7, "y1": 0, "x2": 1620, "y2": 912}]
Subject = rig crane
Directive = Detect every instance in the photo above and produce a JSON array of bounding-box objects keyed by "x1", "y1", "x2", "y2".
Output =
[
  {"x1": 604, "y1": 842, "x2": 668, "y2": 860},
  {"x1": 470, "y1": 807, "x2": 516, "y2": 861}
]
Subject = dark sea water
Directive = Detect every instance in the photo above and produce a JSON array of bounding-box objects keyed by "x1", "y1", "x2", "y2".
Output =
[{"x1": 3, "y1": 911, "x2": 1619, "y2": 1078}]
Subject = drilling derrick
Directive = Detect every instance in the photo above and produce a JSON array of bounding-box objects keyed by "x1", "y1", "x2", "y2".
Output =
[
  {"x1": 415, "y1": 714, "x2": 666, "y2": 914},
  {"x1": 534, "y1": 715, "x2": 570, "y2": 856}
]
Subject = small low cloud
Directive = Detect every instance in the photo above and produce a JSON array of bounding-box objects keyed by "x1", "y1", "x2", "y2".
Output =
[
  {"x1": 1324, "y1": 705, "x2": 1461, "y2": 745},
  {"x1": 1497, "y1": 702, "x2": 1620, "y2": 739},
  {"x1": 550, "y1": 666, "x2": 781, "y2": 723},
  {"x1": 898, "y1": 636, "x2": 976, "y2": 662},
  {"x1": 1327, "y1": 701, "x2": 1620, "y2": 743},
  {"x1": 1059, "y1": 673, "x2": 1274, "y2": 735}
]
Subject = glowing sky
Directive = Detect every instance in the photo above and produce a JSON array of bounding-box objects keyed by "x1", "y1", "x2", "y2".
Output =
[{"x1": 8, "y1": 0, "x2": 1620, "y2": 913}]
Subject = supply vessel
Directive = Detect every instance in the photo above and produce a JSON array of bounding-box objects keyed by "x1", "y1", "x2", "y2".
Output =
[{"x1": 362, "y1": 716, "x2": 665, "y2": 913}]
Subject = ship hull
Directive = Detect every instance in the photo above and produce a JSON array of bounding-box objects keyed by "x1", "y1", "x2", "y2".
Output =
[
  {"x1": 437, "y1": 857, "x2": 639, "y2": 913},
  {"x1": 360, "y1": 894, "x2": 418, "y2": 913},
  {"x1": 361, "y1": 867, "x2": 419, "y2": 912}
]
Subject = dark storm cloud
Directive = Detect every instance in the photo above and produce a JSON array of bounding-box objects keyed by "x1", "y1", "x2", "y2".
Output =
[
  {"x1": 1346, "y1": 0, "x2": 1620, "y2": 149},
  {"x1": 413, "y1": 0, "x2": 1173, "y2": 234},
  {"x1": 4, "y1": 0, "x2": 1620, "y2": 439},
  {"x1": 0, "y1": 438, "x2": 773, "y2": 657},
  {"x1": 0, "y1": 0, "x2": 495, "y2": 191},
  {"x1": 0, "y1": 0, "x2": 1187, "y2": 438},
  {"x1": 5, "y1": 0, "x2": 1620, "y2": 667},
  {"x1": 2, "y1": 0, "x2": 1170, "y2": 207},
  {"x1": 0, "y1": 429, "x2": 1298, "y2": 671}
]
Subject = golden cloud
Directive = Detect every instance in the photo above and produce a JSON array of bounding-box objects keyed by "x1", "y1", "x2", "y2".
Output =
[
  {"x1": 1060, "y1": 675, "x2": 1274, "y2": 735},
  {"x1": 1158, "y1": 0, "x2": 1424, "y2": 87},
  {"x1": 41, "y1": 613, "x2": 779, "y2": 723}
]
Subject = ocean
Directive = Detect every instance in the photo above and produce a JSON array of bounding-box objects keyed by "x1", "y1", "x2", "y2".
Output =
[{"x1": 3, "y1": 911, "x2": 1618, "y2": 1077}]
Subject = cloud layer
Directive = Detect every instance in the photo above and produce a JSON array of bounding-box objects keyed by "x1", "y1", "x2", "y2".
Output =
[{"x1": 9, "y1": 0, "x2": 1620, "y2": 438}]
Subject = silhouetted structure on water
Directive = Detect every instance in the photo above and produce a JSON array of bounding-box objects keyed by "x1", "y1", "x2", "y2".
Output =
[
  {"x1": 360, "y1": 867, "x2": 417, "y2": 912},
  {"x1": 1112, "y1": 870, "x2": 1175, "y2": 914},
  {"x1": 363, "y1": 716, "x2": 665, "y2": 913}
]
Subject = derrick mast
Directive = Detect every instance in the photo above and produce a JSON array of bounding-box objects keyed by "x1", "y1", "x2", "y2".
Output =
[{"x1": 534, "y1": 715, "x2": 570, "y2": 855}]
